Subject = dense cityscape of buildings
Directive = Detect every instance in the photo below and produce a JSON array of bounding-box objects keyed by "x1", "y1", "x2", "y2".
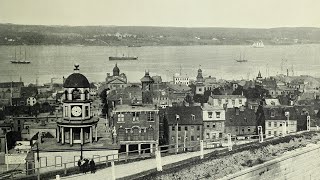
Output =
[{"x1": 0, "y1": 62, "x2": 320, "y2": 177}]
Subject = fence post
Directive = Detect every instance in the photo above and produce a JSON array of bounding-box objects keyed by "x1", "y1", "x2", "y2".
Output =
[
  {"x1": 56, "y1": 175, "x2": 60, "y2": 180},
  {"x1": 228, "y1": 133, "x2": 232, "y2": 151},
  {"x1": 111, "y1": 161, "x2": 116, "y2": 180},
  {"x1": 200, "y1": 140, "x2": 204, "y2": 159},
  {"x1": 155, "y1": 147, "x2": 162, "y2": 171},
  {"x1": 37, "y1": 167, "x2": 40, "y2": 180},
  {"x1": 64, "y1": 163, "x2": 67, "y2": 175},
  {"x1": 105, "y1": 156, "x2": 109, "y2": 167}
]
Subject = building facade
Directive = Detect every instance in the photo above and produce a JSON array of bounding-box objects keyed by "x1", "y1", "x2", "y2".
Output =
[
  {"x1": 166, "y1": 106, "x2": 203, "y2": 147},
  {"x1": 112, "y1": 104, "x2": 159, "y2": 152},
  {"x1": 106, "y1": 64, "x2": 128, "y2": 90},
  {"x1": 202, "y1": 104, "x2": 225, "y2": 140},
  {"x1": 173, "y1": 73, "x2": 189, "y2": 86},
  {"x1": 208, "y1": 95, "x2": 247, "y2": 108}
]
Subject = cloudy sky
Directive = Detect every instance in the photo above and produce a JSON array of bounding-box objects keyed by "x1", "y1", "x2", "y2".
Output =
[{"x1": 0, "y1": 0, "x2": 319, "y2": 28}]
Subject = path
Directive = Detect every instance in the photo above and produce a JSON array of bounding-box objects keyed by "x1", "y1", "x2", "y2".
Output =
[{"x1": 61, "y1": 148, "x2": 220, "y2": 180}]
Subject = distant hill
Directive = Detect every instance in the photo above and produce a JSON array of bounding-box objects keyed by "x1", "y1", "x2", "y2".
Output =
[{"x1": 0, "y1": 23, "x2": 319, "y2": 46}]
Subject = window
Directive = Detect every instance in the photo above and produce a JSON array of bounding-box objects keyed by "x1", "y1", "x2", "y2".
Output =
[
  {"x1": 271, "y1": 111, "x2": 275, "y2": 117},
  {"x1": 178, "y1": 126, "x2": 181, "y2": 131},
  {"x1": 185, "y1": 126, "x2": 188, "y2": 131},
  {"x1": 147, "y1": 112, "x2": 154, "y2": 121},
  {"x1": 216, "y1": 112, "x2": 221, "y2": 118},
  {"x1": 72, "y1": 89, "x2": 81, "y2": 100},
  {"x1": 218, "y1": 99, "x2": 222, "y2": 104},
  {"x1": 268, "y1": 131, "x2": 271, "y2": 135},
  {"x1": 206, "y1": 133, "x2": 209, "y2": 139},
  {"x1": 207, "y1": 124, "x2": 210, "y2": 128},
  {"x1": 274, "y1": 131, "x2": 277, "y2": 136},
  {"x1": 268, "y1": 122, "x2": 271, "y2": 127},
  {"x1": 64, "y1": 106, "x2": 68, "y2": 117},
  {"x1": 199, "y1": 88, "x2": 202, "y2": 92},
  {"x1": 212, "y1": 124, "x2": 216, "y2": 128},
  {"x1": 274, "y1": 122, "x2": 277, "y2": 127},
  {"x1": 232, "y1": 100, "x2": 235, "y2": 105},
  {"x1": 40, "y1": 157, "x2": 47, "y2": 167},
  {"x1": 178, "y1": 136, "x2": 181, "y2": 140},
  {"x1": 85, "y1": 106, "x2": 89, "y2": 117},
  {"x1": 55, "y1": 156, "x2": 62, "y2": 167},
  {"x1": 172, "y1": 126, "x2": 175, "y2": 131},
  {"x1": 280, "y1": 123, "x2": 282, "y2": 127},
  {"x1": 191, "y1": 136, "x2": 194, "y2": 141},
  {"x1": 132, "y1": 112, "x2": 140, "y2": 121},
  {"x1": 208, "y1": 112, "x2": 213, "y2": 118},
  {"x1": 197, "y1": 136, "x2": 200, "y2": 140},
  {"x1": 239, "y1": 99, "x2": 242, "y2": 104},
  {"x1": 118, "y1": 113, "x2": 124, "y2": 122},
  {"x1": 197, "y1": 126, "x2": 200, "y2": 131},
  {"x1": 248, "y1": 127, "x2": 251, "y2": 132},
  {"x1": 191, "y1": 114, "x2": 195, "y2": 120},
  {"x1": 191, "y1": 126, "x2": 194, "y2": 130}
]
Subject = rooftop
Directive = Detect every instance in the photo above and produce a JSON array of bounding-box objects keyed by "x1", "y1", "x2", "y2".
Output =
[
  {"x1": 166, "y1": 106, "x2": 203, "y2": 125},
  {"x1": 113, "y1": 104, "x2": 158, "y2": 112}
]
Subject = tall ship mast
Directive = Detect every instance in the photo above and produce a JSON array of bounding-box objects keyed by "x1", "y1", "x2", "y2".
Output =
[{"x1": 11, "y1": 46, "x2": 31, "y2": 64}]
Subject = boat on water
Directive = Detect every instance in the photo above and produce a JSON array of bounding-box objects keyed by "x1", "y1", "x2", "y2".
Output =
[
  {"x1": 127, "y1": 45, "x2": 142, "y2": 47},
  {"x1": 109, "y1": 56, "x2": 138, "y2": 61},
  {"x1": 235, "y1": 53, "x2": 248, "y2": 63},
  {"x1": 10, "y1": 46, "x2": 31, "y2": 64},
  {"x1": 252, "y1": 40, "x2": 264, "y2": 48}
]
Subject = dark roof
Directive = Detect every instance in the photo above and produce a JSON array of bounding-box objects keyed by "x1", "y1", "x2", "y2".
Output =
[
  {"x1": 63, "y1": 73, "x2": 90, "y2": 88},
  {"x1": 225, "y1": 108, "x2": 256, "y2": 126},
  {"x1": 263, "y1": 106, "x2": 298, "y2": 120},
  {"x1": 20, "y1": 87, "x2": 38, "y2": 98},
  {"x1": 166, "y1": 106, "x2": 203, "y2": 125},
  {"x1": 0, "y1": 82, "x2": 24, "y2": 88},
  {"x1": 140, "y1": 72, "x2": 154, "y2": 83}
]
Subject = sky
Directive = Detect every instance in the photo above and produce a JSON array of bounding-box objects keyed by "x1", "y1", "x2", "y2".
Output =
[{"x1": 0, "y1": 0, "x2": 319, "y2": 28}]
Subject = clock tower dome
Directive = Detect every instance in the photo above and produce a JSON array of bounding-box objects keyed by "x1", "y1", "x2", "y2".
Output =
[{"x1": 56, "y1": 64, "x2": 99, "y2": 146}]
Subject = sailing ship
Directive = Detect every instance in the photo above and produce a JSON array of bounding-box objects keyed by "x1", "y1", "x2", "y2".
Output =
[
  {"x1": 235, "y1": 53, "x2": 248, "y2": 63},
  {"x1": 109, "y1": 47, "x2": 138, "y2": 61},
  {"x1": 109, "y1": 55, "x2": 138, "y2": 61},
  {"x1": 10, "y1": 47, "x2": 31, "y2": 64},
  {"x1": 252, "y1": 40, "x2": 264, "y2": 48}
]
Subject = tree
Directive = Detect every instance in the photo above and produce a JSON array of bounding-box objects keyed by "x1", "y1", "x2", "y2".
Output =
[
  {"x1": 212, "y1": 88, "x2": 222, "y2": 95},
  {"x1": 232, "y1": 86, "x2": 245, "y2": 95},
  {"x1": 6, "y1": 131, "x2": 22, "y2": 150},
  {"x1": 184, "y1": 94, "x2": 193, "y2": 104}
]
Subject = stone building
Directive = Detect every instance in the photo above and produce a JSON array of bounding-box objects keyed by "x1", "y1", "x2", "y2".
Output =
[
  {"x1": 202, "y1": 104, "x2": 225, "y2": 140},
  {"x1": 105, "y1": 63, "x2": 128, "y2": 90}
]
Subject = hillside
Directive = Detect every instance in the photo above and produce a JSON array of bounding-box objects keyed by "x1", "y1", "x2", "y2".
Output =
[{"x1": 0, "y1": 24, "x2": 320, "y2": 46}]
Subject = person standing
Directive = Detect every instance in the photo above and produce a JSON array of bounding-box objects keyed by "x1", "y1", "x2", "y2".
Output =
[
  {"x1": 90, "y1": 159, "x2": 96, "y2": 173},
  {"x1": 77, "y1": 159, "x2": 82, "y2": 172}
]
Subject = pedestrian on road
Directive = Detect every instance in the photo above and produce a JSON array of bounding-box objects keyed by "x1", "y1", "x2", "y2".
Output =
[
  {"x1": 77, "y1": 159, "x2": 82, "y2": 172},
  {"x1": 83, "y1": 159, "x2": 89, "y2": 174},
  {"x1": 90, "y1": 159, "x2": 96, "y2": 173}
]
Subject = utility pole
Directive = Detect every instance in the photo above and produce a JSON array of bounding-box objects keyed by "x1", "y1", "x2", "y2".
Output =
[
  {"x1": 36, "y1": 142, "x2": 40, "y2": 180},
  {"x1": 80, "y1": 144, "x2": 83, "y2": 160},
  {"x1": 307, "y1": 116, "x2": 311, "y2": 131},
  {"x1": 175, "y1": 114, "x2": 179, "y2": 154}
]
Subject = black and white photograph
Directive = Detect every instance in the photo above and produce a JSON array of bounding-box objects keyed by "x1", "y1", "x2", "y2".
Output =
[{"x1": 0, "y1": 0, "x2": 320, "y2": 179}]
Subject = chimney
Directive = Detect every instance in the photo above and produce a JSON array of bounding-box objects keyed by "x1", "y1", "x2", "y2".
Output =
[
  {"x1": 223, "y1": 104, "x2": 227, "y2": 112},
  {"x1": 235, "y1": 107, "x2": 240, "y2": 115}
]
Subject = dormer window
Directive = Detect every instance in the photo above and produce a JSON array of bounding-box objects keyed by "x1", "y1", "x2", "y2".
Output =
[
  {"x1": 208, "y1": 112, "x2": 213, "y2": 118},
  {"x1": 271, "y1": 111, "x2": 275, "y2": 117},
  {"x1": 118, "y1": 113, "x2": 124, "y2": 122},
  {"x1": 216, "y1": 112, "x2": 221, "y2": 118},
  {"x1": 191, "y1": 114, "x2": 195, "y2": 120}
]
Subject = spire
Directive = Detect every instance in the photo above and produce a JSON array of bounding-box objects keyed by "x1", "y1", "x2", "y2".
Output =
[{"x1": 258, "y1": 70, "x2": 262, "y2": 78}]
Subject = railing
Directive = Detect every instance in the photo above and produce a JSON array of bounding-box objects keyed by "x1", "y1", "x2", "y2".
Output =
[{"x1": 5, "y1": 141, "x2": 205, "y2": 180}]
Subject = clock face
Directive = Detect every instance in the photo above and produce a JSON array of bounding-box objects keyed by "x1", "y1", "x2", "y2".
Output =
[{"x1": 71, "y1": 106, "x2": 82, "y2": 117}]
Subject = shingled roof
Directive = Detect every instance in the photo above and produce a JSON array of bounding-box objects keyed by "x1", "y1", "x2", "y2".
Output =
[
  {"x1": 166, "y1": 106, "x2": 203, "y2": 125},
  {"x1": 225, "y1": 108, "x2": 256, "y2": 126}
]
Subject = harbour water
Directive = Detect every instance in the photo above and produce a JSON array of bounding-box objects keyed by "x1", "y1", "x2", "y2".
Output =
[{"x1": 0, "y1": 44, "x2": 320, "y2": 85}]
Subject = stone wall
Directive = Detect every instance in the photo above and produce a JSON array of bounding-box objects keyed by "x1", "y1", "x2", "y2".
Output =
[{"x1": 220, "y1": 143, "x2": 320, "y2": 180}]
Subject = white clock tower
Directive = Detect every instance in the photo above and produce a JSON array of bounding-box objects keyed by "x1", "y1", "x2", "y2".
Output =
[{"x1": 56, "y1": 65, "x2": 98, "y2": 146}]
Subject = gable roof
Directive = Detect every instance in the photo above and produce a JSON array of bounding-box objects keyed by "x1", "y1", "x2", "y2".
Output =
[
  {"x1": 263, "y1": 106, "x2": 298, "y2": 120},
  {"x1": 166, "y1": 106, "x2": 203, "y2": 125},
  {"x1": 225, "y1": 108, "x2": 256, "y2": 126}
]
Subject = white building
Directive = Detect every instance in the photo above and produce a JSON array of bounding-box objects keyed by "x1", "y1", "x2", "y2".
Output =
[
  {"x1": 208, "y1": 95, "x2": 247, "y2": 108},
  {"x1": 202, "y1": 104, "x2": 225, "y2": 140},
  {"x1": 173, "y1": 73, "x2": 189, "y2": 86}
]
